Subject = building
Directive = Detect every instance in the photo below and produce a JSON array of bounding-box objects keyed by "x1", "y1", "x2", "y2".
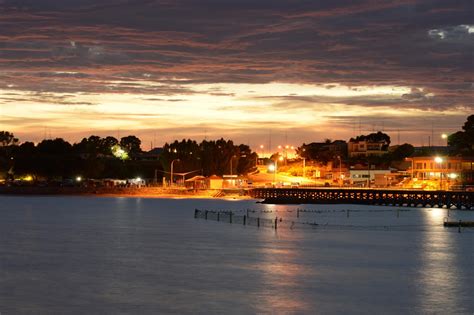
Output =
[
  {"x1": 300, "y1": 140, "x2": 348, "y2": 161},
  {"x1": 405, "y1": 156, "x2": 474, "y2": 189},
  {"x1": 207, "y1": 175, "x2": 223, "y2": 190},
  {"x1": 349, "y1": 167, "x2": 392, "y2": 187},
  {"x1": 184, "y1": 176, "x2": 206, "y2": 190},
  {"x1": 348, "y1": 139, "x2": 388, "y2": 157}
]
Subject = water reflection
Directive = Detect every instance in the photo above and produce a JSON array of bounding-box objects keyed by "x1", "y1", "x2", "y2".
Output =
[
  {"x1": 417, "y1": 208, "x2": 462, "y2": 313},
  {"x1": 254, "y1": 204, "x2": 313, "y2": 313},
  {"x1": 2, "y1": 197, "x2": 473, "y2": 314}
]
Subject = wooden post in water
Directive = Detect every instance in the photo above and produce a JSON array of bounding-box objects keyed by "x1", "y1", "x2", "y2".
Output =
[
  {"x1": 297, "y1": 208, "x2": 300, "y2": 218},
  {"x1": 243, "y1": 215, "x2": 246, "y2": 225},
  {"x1": 275, "y1": 217, "x2": 278, "y2": 230},
  {"x1": 347, "y1": 209, "x2": 350, "y2": 218},
  {"x1": 205, "y1": 210, "x2": 208, "y2": 220},
  {"x1": 458, "y1": 220, "x2": 461, "y2": 233},
  {"x1": 230, "y1": 211, "x2": 233, "y2": 224},
  {"x1": 194, "y1": 209, "x2": 198, "y2": 218},
  {"x1": 217, "y1": 212, "x2": 220, "y2": 221},
  {"x1": 257, "y1": 217, "x2": 260, "y2": 228}
]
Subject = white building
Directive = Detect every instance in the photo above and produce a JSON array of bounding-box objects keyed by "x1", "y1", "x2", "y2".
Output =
[{"x1": 349, "y1": 168, "x2": 391, "y2": 186}]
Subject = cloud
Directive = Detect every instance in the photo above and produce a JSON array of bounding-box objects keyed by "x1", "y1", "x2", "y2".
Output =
[{"x1": 0, "y1": 0, "x2": 472, "y2": 146}]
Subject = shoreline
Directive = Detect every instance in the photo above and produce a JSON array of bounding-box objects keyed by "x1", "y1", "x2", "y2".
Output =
[{"x1": 0, "y1": 186, "x2": 254, "y2": 201}]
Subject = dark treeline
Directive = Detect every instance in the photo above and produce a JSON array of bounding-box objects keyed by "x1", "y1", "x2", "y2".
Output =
[
  {"x1": 0, "y1": 115, "x2": 471, "y2": 181},
  {"x1": 160, "y1": 139, "x2": 257, "y2": 177},
  {"x1": 0, "y1": 133, "x2": 257, "y2": 181}
]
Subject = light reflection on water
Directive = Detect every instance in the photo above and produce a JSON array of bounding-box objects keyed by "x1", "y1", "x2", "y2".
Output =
[
  {"x1": 0, "y1": 196, "x2": 473, "y2": 314},
  {"x1": 417, "y1": 208, "x2": 472, "y2": 314},
  {"x1": 256, "y1": 228, "x2": 314, "y2": 313}
]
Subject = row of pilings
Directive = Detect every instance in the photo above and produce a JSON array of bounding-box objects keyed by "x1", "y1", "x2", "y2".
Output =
[{"x1": 249, "y1": 188, "x2": 474, "y2": 210}]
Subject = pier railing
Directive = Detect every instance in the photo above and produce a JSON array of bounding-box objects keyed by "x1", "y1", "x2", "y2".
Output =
[{"x1": 249, "y1": 188, "x2": 474, "y2": 209}]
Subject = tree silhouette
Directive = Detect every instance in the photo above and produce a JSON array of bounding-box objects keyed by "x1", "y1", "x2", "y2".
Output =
[
  {"x1": 0, "y1": 131, "x2": 18, "y2": 146},
  {"x1": 120, "y1": 135, "x2": 142, "y2": 155}
]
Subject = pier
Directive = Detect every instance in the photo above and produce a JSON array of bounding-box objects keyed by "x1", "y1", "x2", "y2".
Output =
[{"x1": 249, "y1": 188, "x2": 474, "y2": 209}]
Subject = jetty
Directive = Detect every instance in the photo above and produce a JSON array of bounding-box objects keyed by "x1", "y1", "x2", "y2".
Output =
[
  {"x1": 249, "y1": 188, "x2": 474, "y2": 210},
  {"x1": 443, "y1": 220, "x2": 474, "y2": 227}
]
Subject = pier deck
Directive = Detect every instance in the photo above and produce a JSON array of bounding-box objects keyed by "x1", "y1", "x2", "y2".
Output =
[{"x1": 249, "y1": 188, "x2": 474, "y2": 210}]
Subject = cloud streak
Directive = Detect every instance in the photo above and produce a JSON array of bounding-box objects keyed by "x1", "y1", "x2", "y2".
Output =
[{"x1": 0, "y1": 0, "x2": 472, "y2": 147}]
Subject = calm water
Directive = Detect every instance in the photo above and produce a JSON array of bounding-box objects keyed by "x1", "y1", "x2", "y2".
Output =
[{"x1": 0, "y1": 196, "x2": 473, "y2": 314}]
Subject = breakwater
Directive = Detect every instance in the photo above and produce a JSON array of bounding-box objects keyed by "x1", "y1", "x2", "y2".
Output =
[{"x1": 249, "y1": 188, "x2": 474, "y2": 209}]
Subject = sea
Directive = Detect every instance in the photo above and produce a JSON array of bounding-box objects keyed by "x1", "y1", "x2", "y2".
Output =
[{"x1": 0, "y1": 196, "x2": 473, "y2": 314}]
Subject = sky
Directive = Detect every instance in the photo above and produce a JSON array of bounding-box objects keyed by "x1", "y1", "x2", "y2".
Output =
[{"x1": 0, "y1": 0, "x2": 472, "y2": 151}]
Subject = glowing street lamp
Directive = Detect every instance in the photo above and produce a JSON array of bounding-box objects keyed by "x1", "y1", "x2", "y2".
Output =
[
  {"x1": 441, "y1": 133, "x2": 448, "y2": 146},
  {"x1": 337, "y1": 156, "x2": 342, "y2": 187},
  {"x1": 230, "y1": 155, "x2": 238, "y2": 176},
  {"x1": 434, "y1": 156, "x2": 443, "y2": 190},
  {"x1": 272, "y1": 155, "x2": 284, "y2": 185},
  {"x1": 112, "y1": 145, "x2": 129, "y2": 160}
]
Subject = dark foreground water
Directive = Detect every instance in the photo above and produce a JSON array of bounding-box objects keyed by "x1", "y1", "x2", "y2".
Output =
[{"x1": 0, "y1": 196, "x2": 473, "y2": 314}]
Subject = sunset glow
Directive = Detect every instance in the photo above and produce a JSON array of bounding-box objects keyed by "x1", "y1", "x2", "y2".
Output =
[{"x1": 0, "y1": 1, "x2": 472, "y2": 148}]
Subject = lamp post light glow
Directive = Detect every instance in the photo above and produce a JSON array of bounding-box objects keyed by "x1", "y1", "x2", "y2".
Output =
[
  {"x1": 112, "y1": 145, "x2": 129, "y2": 160},
  {"x1": 272, "y1": 156, "x2": 284, "y2": 186},
  {"x1": 441, "y1": 133, "x2": 448, "y2": 147},
  {"x1": 230, "y1": 155, "x2": 238, "y2": 176},
  {"x1": 302, "y1": 157, "x2": 306, "y2": 178},
  {"x1": 434, "y1": 156, "x2": 444, "y2": 190},
  {"x1": 268, "y1": 164, "x2": 275, "y2": 172},
  {"x1": 337, "y1": 156, "x2": 342, "y2": 187}
]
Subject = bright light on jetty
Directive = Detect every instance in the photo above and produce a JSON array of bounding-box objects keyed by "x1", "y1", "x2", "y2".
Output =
[{"x1": 76, "y1": 176, "x2": 82, "y2": 182}]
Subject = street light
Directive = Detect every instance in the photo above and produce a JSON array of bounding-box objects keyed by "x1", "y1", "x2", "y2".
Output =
[
  {"x1": 302, "y1": 157, "x2": 306, "y2": 178},
  {"x1": 170, "y1": 159, "x2": 180, "y2": 187},
  {"x1": 273, "y1": 155, "x2": 284, "y2": 186},
  {"x1": 441, "y1": 133, "x2": 448, "y2": 147},
  {"x1": 230, "y1": 155, "x2": 238, "y2": 175},
  {"x1": 337, "y1": 156, "x2": 342, "y2": 187},
  {"x1": 434, "y1": 156, "x2": 443, "y2": 190}
]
